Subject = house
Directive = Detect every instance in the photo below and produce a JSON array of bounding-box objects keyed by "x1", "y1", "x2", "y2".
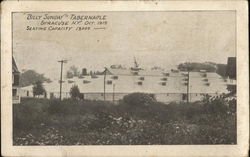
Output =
[{"x1": 12, "y1": 57, "x2": 20, "y2": 104}]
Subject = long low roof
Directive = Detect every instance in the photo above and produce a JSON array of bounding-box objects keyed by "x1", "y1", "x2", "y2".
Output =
[{"x1": 21, "y1": 69, "x2": 230, "y2": 94}]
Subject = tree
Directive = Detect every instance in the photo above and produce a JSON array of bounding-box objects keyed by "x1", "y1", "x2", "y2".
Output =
[
  {"x1": 66, "y1": 66, "x2": 80, "y2": 78},
  {"x1": 216, "y1": 64, "x2": 227, "y2": 78},
  {"x1": 177, "y1": 62, "x2": 229, "y2": 77},
  {"x1": 70, "y1": 66, "x2": 80, "y2": 77},
  {"x1": 20, "y1": 70, "x2": 51, "y2": 87},
  {"x1": 69, "y1": 85, "x2": 81, "y2": 99},
  {"x1": 110, "y1": 64, "x2": 126, "y2": 69},
  {"x1": 226, "y1": 57, "x2": 236, "y2": 79},
  {"x1": 178, "y1": 62, "x2": 216, "y2": 72},
  {"x1": 33, "y1": 80, "x2": 46, "y2": 97}
]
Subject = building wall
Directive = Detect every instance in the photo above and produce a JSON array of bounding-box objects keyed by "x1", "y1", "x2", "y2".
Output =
[
  {"x1": 83, "y1": 92, "x2": 220, "y2": 103},
  {"x1": 19, "y1": 88, "x2": 222, "y2": 103},
  {"x1": 155, "y1": 93, "x2": 183, "y2": 103}
]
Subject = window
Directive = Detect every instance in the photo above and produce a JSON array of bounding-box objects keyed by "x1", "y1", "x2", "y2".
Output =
[
  {"x1": 161, "y1": 82, "x2": 166, "y2": 86},
  {"x1": 137, "y1": 82, "x2": 143, "y2": 85},
  {"x1": 13, "y1": 74, "x2": 20, "y2": 86},
  {"x1": 12, "y1": 89, "x2": 17, "y2": 96},
  {"x1": 107, "y1": 80, "x2": 112, "y2": 85}
]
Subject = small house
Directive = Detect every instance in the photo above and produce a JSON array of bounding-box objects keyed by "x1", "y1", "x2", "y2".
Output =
[{"x1": 12, "y1": 57, "x2": 20, "y2": 104}]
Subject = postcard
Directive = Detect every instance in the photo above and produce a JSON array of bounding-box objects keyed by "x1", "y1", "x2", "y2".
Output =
[{"x1": 1, "y1": 1, "x2": 248, "y2": 157}]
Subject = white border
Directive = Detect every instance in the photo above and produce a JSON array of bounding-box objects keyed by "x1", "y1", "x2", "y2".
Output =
[{"x1": 1, "y1": 1, "x2": 249, "y2": 157}]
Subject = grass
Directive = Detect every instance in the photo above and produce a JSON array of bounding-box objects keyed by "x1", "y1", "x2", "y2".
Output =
[{"x1": 13, "y1": 94, "x2": 236, "y2": 145}]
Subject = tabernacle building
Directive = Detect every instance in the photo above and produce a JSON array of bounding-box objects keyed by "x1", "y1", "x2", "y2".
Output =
[{"x1": 20, "y1": 59, "x2": 235, "y2": 103}]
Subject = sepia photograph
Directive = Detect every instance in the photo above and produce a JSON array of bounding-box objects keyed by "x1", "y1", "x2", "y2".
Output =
[
  {"x1": 1, "y1": 1, "x2": 248, "y2": 157},
  {"x1": 12, "y1": 11, "x2": 237, "y2": 145}
]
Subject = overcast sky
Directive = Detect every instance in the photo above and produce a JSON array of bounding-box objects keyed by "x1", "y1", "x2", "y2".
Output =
[{"x1": 13, "y1": 11, "x2": 236, "y2": 80}]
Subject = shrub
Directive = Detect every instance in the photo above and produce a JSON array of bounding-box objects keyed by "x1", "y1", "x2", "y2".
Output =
[
  {"x1": 69, "y1": 85, "x2": 81, "y2": 99},
  {"x1": 228, "y1": 98, "x2": 236, "y2": 114},
  {"x1": 123, "y1": 93, "x2": 156, "y2": 106},
  {"x1": 13, "y1": 96, "x2": 236, "y2": 145},
  {"x1": 202, "y1": 94, "x2": 229, "y2": 115},
  {"x1": 13, "y1": 98, "x2": 50, "y2": 131},
  {"x1": 32, "y1": 80, "x2": 46, "y2": 97}
]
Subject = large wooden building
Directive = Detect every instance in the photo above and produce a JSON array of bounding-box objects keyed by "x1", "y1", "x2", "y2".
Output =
[{"x1": 20, "y1": 66, "x2": 235, "y2": 103}]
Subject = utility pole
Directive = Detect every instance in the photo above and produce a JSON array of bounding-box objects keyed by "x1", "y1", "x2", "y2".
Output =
[
  {"x1": 58, "y1": 60, "x2": 67, "y2": 101},
  {"x1": 113, "y1": 84, "x2": 115, "y2": 103},
  {"x1": 186, "y1": 65, "x2": 193, "y2": 103},
  {"x1": 187, "y1": 70, "x2": 190, "y2": 103},
  {"x1": 103, "y1": 67, "x2": 107, "y2": 101}
]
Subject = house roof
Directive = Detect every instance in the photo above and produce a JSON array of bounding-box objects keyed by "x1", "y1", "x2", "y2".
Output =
[
  {"x1": 21, "y1": 69, "x2": 230, "y2": 94},
  {"x1": 12, "y1": 57, "x2": 20, "y2": 74}
]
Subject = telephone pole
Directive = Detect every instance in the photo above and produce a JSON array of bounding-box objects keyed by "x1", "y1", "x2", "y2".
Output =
[
  {"x1": 58, "y1": 60, "x2": 67, "y2": 101},
  {"x1": 113, "y1": 84, "x2": 115, "y2": 103},
  {"x1": 103, "y1": 67, "x2": 107, "y2": 101},
  {"x1": 187, "y1": 70, "x2": 190, "y2": 103},
  {"x1": 186, "y1": 65, "x2": 193, "y2": 103}
]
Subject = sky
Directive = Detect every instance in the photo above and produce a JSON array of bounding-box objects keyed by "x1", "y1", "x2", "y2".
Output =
[{"x1": 13, "y1": 11, "x2": 236, "y2": 80}]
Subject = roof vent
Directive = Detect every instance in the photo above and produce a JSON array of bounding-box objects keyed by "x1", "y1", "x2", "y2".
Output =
[
  {"x1": 137, "y1": 81, "x2": 143, "y2": 85},
  {"x1": 161, "y1": 77, "x2": 168, "y2": 81},
  {"x1": 171, "y1": 69, "x2": 179, "y2": 73},
  {"x1": 132, "y1": 71, "x2": 139, "y2": 75},
  {"x1": 161, "y1": 82, "x2": 166, "y2": 86},
  {"x1": 163, "y1": 73, "x2": 170, "y2": 76},
  {"x1": 111, "y1": 75, "x2": 118, "y2": 80},
  {"x1": 107, "y1": 80, "x2": 112, "y2": 85},
  {"x1": 91, "y1": 75, "x2": 98, "y2": 79},
  {"x1": 68, "y1": 80, "x2": 74, "y2": 83},
  {"x1": 205, "y1": 82, "x2": 210, "y2": 86},
  {"x1": 203, "y1": 78, "x2": 208, "y2": 82},
  {"x1": 183, "y1": 78, "x2": 188, "y2": 81},
  {"x1": 139, "y1": 76, "x2": 145, "y2": 81},
  {"x1": 181, "y1": 73, "x2": 188, "y2": 76},
  {"x1": 201, "y1": 73, "x2": 207, "y2": 77},
  {"x1": 79, "y1": 75, "x2": 85, "y2": 79},
  {"x1": 83, "y1": 80, "x2": 91, "y2": 84}
]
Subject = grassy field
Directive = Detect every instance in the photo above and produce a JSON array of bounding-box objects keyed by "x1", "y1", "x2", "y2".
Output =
[{"x1": 13, "y1": 94, "x2": 236, "y2": 145}]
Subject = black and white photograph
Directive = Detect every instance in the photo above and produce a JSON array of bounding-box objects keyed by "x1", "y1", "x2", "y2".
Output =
[{"x1": 11, "y1": 10, "x2": 238, "y2": 145}]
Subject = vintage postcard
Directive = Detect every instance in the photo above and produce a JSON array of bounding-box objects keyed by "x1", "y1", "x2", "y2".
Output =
[{"x1": 1, "y1": 0, "x2": 249, "y2": 157}]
